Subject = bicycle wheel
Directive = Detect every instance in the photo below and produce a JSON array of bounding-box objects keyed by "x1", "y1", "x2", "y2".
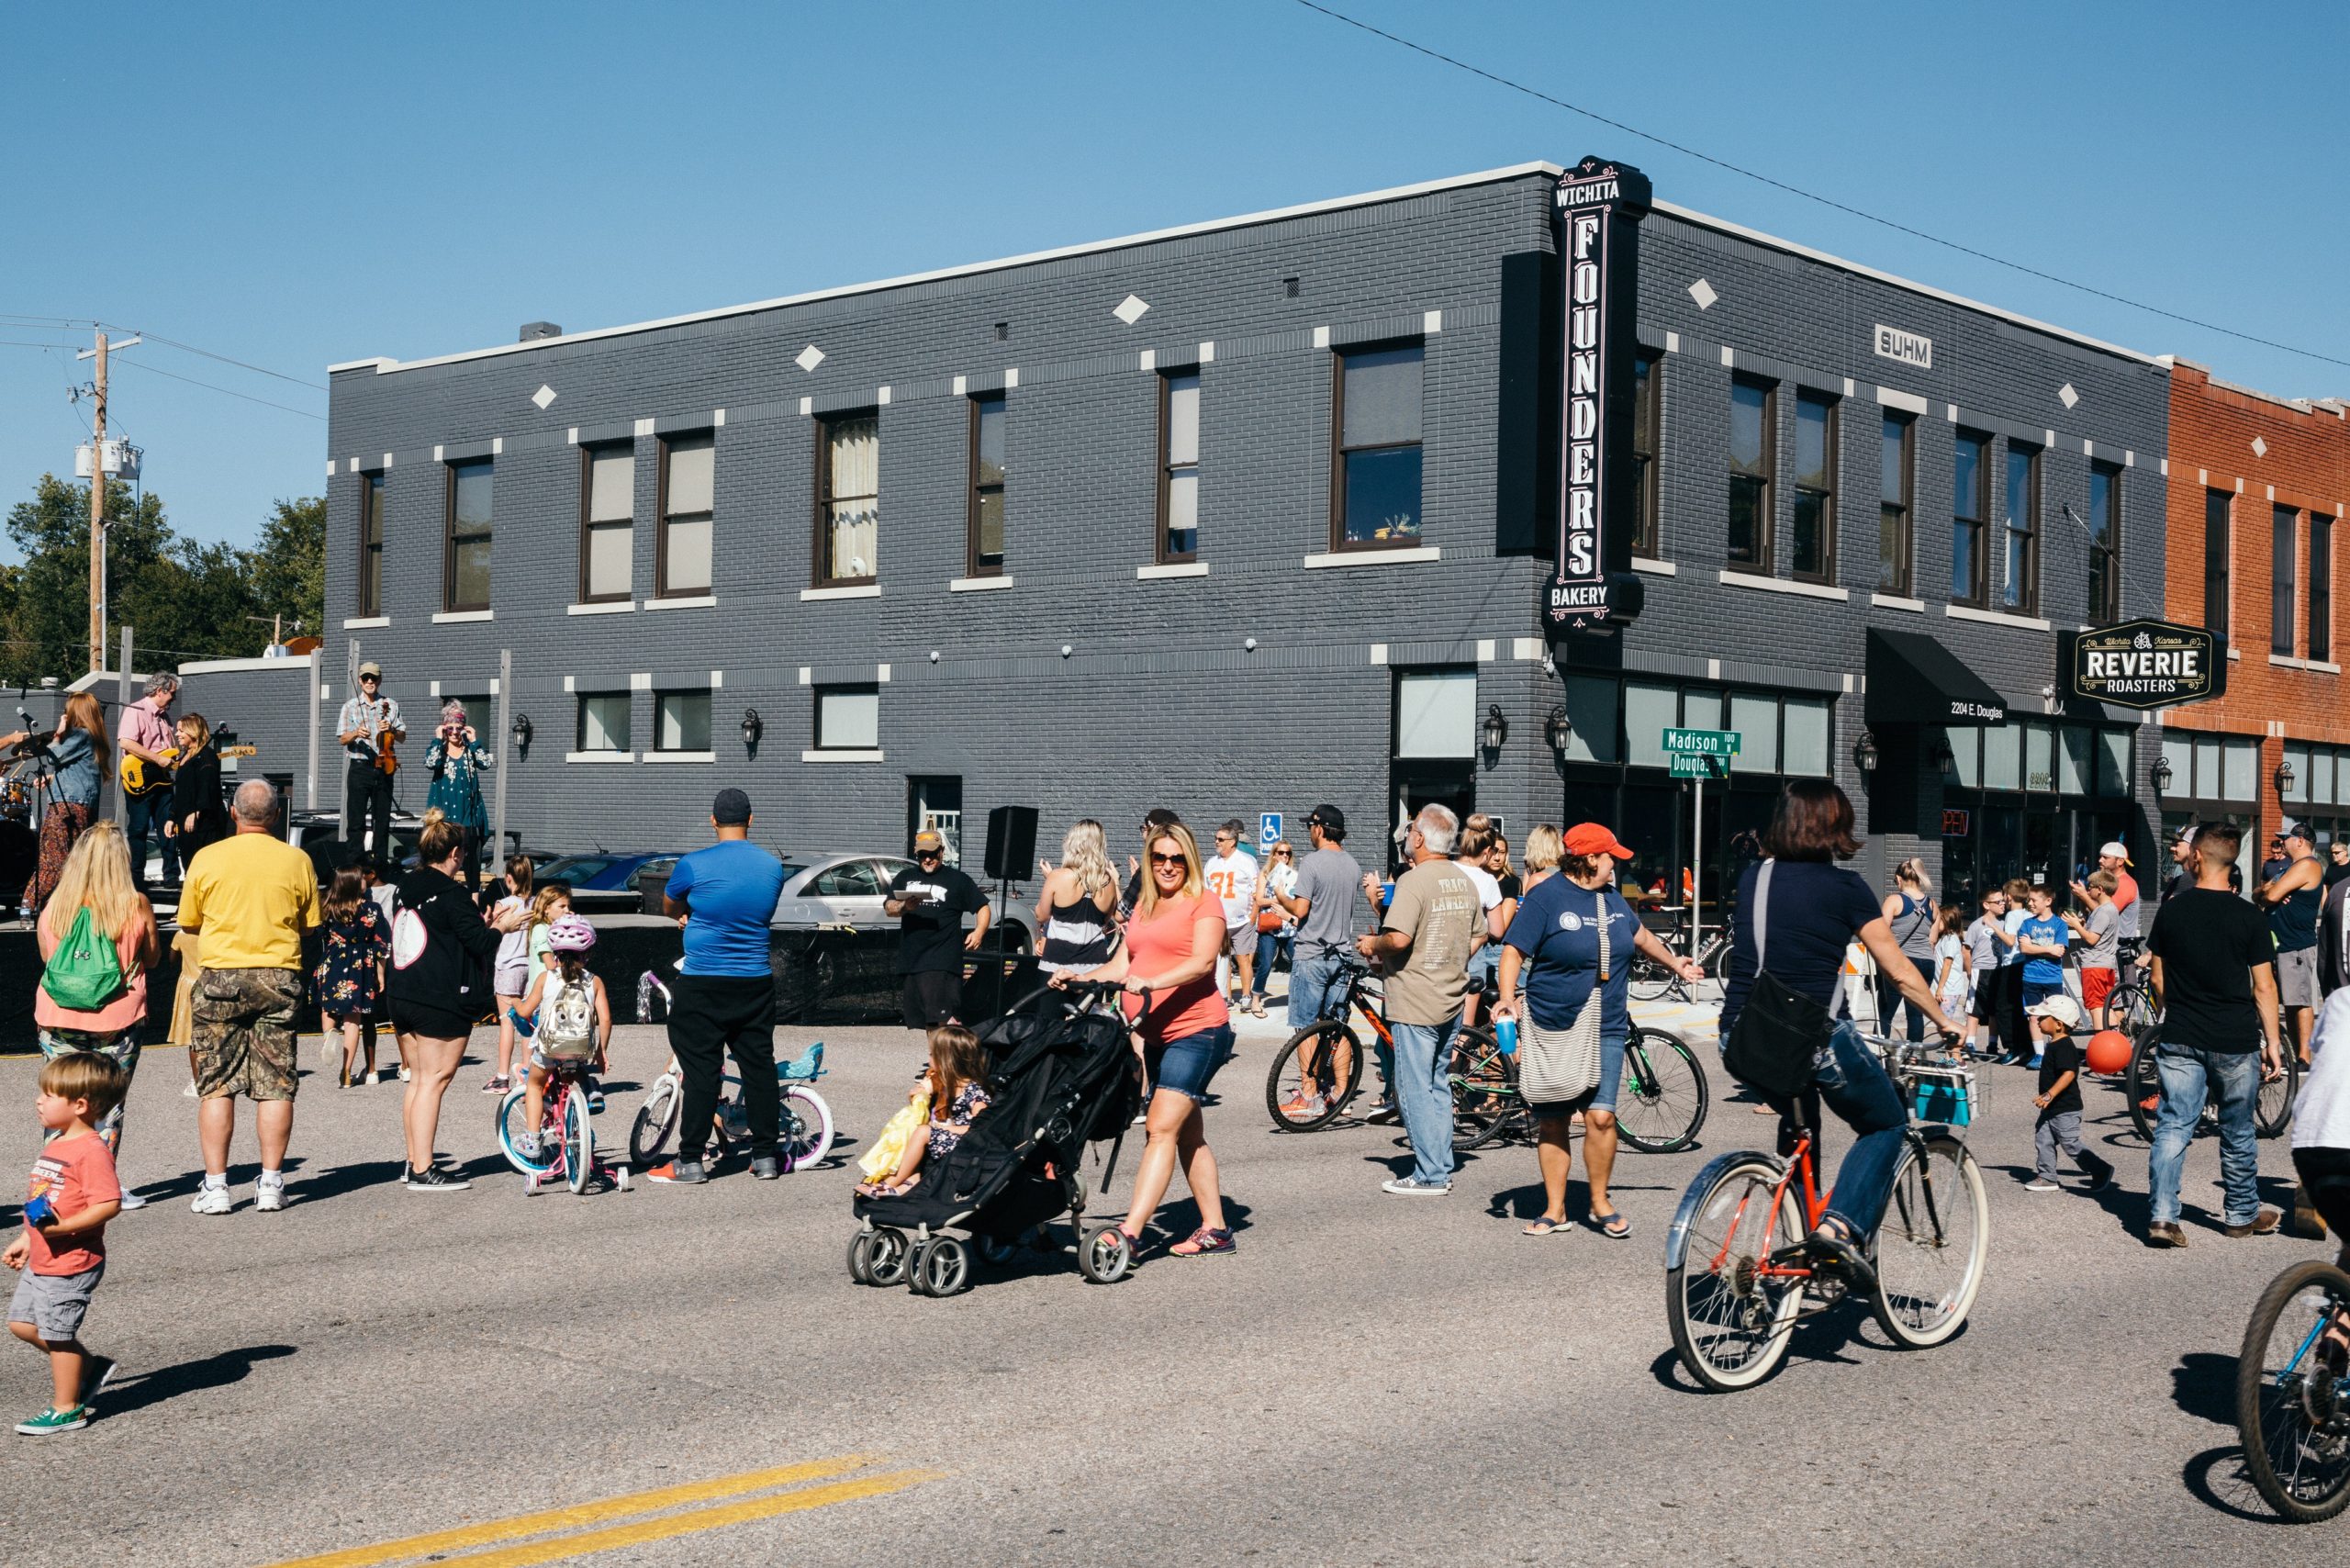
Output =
[
  {"x1": 2125, "y1": 1028, "x2": 2163, "y2": 1144},
  {"x1": 1665, "y1": 1154, "x2": 1805, "y2": 1391},
  {"x1": 629, "y1": 1074, "x2": 680, "y2": 1166},
  {"x1": 1449, "y1": 1025, "x2": 1518, "y2": 1150},
  {"x1": 563, "y1": 1087, "x2": 594, "y2": 1195},
  {"x1": 1871, "y1": 1132, "x2": 1989, "y2": 1349},
  {"x1": 1265, "y1": 1023, "x2": 1362, "y2": 1132},
  {"x1": 781, "y1": 1086, "x2": 836, "y2": 1168},
  {"x1": 2240, "y1": 1260, "x2": 2350, "y2": 1521},
  {"x1": 1628, "y1": 952, "x2": 1674, "y2": 1002},
  {"x1": 1616, "y1": 1029, "x2": 1710, "y2": 1154},
  {"x1": 2109, "y1": 981, "x2": 2158, "y2": 1036},
  {"x1": 497, "y1": 1086, "x2": 557, "y2": 1175},
  {"x1": 2259, "y1": 1055, "x2": 2302, "y2": 1141}
]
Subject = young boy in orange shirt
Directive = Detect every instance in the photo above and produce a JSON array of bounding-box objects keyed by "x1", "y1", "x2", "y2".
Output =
[{"x1": 6, "y1": 1052, "x2": 128, "y2": 1434}]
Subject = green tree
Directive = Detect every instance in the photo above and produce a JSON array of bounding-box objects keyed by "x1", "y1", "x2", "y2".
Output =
[{"x1": 249, "y1": 496, "x2": 325, "y2": 640}]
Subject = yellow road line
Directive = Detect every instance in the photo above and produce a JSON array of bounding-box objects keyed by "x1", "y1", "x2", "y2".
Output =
[
  {"x1": 259, "y1": 1455, "x2": 876, "y2": 1568},
  {"x1": 418, "y1": 1469, "x2": 939, "y2": 1568}
]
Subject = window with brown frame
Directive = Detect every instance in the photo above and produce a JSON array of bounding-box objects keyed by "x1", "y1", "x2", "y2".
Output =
[
  {"x1": 2087, "y1": 458, "x2": 2121, "y2": 624},
  {"x1": 2204, "y1": 488, "x2": 2232, "y2": 638},
  {"x1": 442, "y1": 458, "x2": 492, "y2": 612},
  {"x1": 577, "y1": 442, "x2": 634, "y2": 603},
  {"x1": 967, "y1": 393, "x2": 1006, "y2": 577},
  {"x1": 2276, "y1": 503, "x2": 2299, "y2": 656},
  {"x1": 1953, "y1": 431, "x2": 1990, "y2": 607},
  {"x1": 1877, "y1": 411, "x2": 1913, "y2": 596},
  {"x1": 814, "y1": 412, "x2": 878, "y2": 586},
  {"x1": 1790, "y1": 390, "x2": 1837, "y2": 584},
  {"x1": 655, "y1": 432, "x2": 714, "y2": 598},
  {"x1": 1158, "y1": 370, "x2": 1201, "y2": 563},
  {"x1": 2313, "y1": 511, "x2": 2333, "y2": 663},
  {"x1": 2000, "y1": 442, "x2": 2040, "y2": 615},
  {"x1": 1629, "y1": 351, "x2": 1660, "y2": 558},
  {"x1": 357, "y1": 470, "x2": 386, "y2": 616},
  {"x1": 1331, "y1": 342, "x2": 1423, "y2": 549},
  {"x1": 1726, "y1": 375, "x2": 1774, "y2": 569}
]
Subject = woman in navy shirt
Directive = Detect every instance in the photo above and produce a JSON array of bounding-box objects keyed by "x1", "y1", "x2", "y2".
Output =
[
  {"x1": 1718, "y1": 780, "x2": 1964, "y2": 1288},
  {"x1": 1494, "y1": 823, "x2": 1702, "y2": 1238}
]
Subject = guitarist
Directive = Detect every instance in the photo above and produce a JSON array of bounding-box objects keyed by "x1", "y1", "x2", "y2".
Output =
[
  {"x1": 335, "y1": 661, "x2": 406, "y2": 859},
  {"x1": 117, "y1": 673, "x2": 181, "y2": 894}
]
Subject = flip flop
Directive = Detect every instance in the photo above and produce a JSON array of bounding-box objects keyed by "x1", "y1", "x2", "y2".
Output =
[
  {"x1": 1588, "y1": 1210, "x2": 1632, "y2": 1239},
  {"x1": 1521, "y1": 1215, "x2": 1569, "y2": 1237}
]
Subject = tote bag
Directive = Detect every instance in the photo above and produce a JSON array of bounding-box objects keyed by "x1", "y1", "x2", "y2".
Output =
[
  {"x1": 1516, "y1": 886, "x2": 1608, "y2": 1107},
  {"x1": 1720, "y1": 860, "x2": 1837, "y2": 1098}
]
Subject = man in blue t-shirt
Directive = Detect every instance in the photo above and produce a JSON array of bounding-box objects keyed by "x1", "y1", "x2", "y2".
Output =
[{"x1": 649, "y1": 789, "x2": 788, "y2": 1185}]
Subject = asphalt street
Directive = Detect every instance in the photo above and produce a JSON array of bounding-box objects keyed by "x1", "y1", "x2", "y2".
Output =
[{"x1": 1, "y1": 1017, "x2": 2339, "y2": 1567}]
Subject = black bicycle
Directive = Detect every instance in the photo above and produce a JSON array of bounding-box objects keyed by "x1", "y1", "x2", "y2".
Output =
[
  {"x1": 1449, "y1": 1022, "x2": 1710, "y2": 1154},
  {"x1": 2121, "y1": 1023, "x2": 2297, "y2": 1144}
]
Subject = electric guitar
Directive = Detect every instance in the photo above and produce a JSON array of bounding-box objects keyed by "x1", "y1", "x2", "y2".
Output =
[{"x1": 119, "y1": 747, "x2": 180, "y2": 798}]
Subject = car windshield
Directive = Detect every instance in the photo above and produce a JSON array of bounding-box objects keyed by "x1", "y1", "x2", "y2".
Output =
[{"x1": 538, "y1": 856, "x2": 616, "y2": 883}]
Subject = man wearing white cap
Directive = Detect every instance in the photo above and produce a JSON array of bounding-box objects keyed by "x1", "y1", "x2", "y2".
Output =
[{"x1": 2071, "y1": 839, "x2": 2139, "y2": 945}]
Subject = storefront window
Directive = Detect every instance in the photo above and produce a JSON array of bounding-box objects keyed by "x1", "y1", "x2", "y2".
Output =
[
  {"x1": 2023, "y1": 722, "x2": 2054, "y2": 793},
  {"x1": 2223, "y1": 739, "x2": 2256, "y2": 802},
  {"x1": 1982, "y1": 724, "x2": 2020, "y2": 790},
  {"x1": 2319, "y1": 750, "x2": 2339, "y2": 807},
  {"x1": 1559, "y1": 674, "x2": 1618, "y2": 765},
  {"x1": 1625, "y1": 683, "x2": 1676, "y2": 768},
  {"x1": 1681, "y1": 688, "x2": 1723, "y2": 735},
  {"x1": 2286, "y1": 744, "x2": 2311, "y2": 803},
  {"x1": 1784, "y1": 698, "x2": 1830, "y2": 777},
  {"x1": 2096, "y1": 731, "x2": 2131, "y2": 797},
  {"x1": 1730, "y1": 693, "x2": 1777, "y2": 773},
  {"x1": 2057, "y1": 727, "x2": 2090, "y2": 797},
  {"x1": 1945, "y1": 726, "x2": 1979, "y2": 789}
]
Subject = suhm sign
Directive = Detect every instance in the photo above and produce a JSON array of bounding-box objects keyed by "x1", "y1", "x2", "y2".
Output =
[
  {"x1": 1543, "y1": 155, "x2": 1652, "y2": 644},
  {"x1": 2060, "y1": 619, "x2": 2227, "y2": 711}
]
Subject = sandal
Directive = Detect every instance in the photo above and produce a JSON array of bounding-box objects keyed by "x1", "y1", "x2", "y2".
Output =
[
  {"x1": 480, "y1": 1075, "x2": 510, "y2": 1093},
  {"x1": 1169, "y1": 1226, "x2": 1235, "y2": 1258},
  {"x1": 1588, "y1": 1210, "x2": 1632, "y2": 1240},
  {"x1": 1521, "y1": 1215, "x2": 1569, "y2": 1237}
]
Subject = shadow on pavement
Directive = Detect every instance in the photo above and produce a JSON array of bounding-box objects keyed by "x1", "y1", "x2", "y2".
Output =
[
  {"x1": 1646, "y1": 1305, "x2": 1872, "y2": 1395},
  {"x1": 2182, "y1": 1442, "x2": 2284, "y2": 1525},
  {"x1": 101, "y1": 1344, "x2": 297, "y2": 1418},
  {"x1": 2171, "y1": 1352, "x2": 2239, "y2": 1427}
]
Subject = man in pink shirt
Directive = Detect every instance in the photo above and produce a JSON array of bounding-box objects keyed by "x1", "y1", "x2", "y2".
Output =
[{"x1": 116, "y1": 674, "x2": 179, "y2": 893}]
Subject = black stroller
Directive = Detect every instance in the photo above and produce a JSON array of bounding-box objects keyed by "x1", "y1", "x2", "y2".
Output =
[{"x1": 847, "y1": 981, "x2": 1144, "y2": 1294}]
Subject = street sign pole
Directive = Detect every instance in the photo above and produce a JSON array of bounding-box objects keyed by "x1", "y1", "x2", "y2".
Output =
[
  {"x1": 1662, "y1": 730, "x2": 1740, "y2": 965},
  {"x1": 1691, "y1": 765, "x2": 1703, "y2": 963}
]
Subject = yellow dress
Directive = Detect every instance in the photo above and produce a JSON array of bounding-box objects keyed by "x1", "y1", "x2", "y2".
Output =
[{"x1": 858, "y1": 1092, "x2": 931, "y2": 1181}]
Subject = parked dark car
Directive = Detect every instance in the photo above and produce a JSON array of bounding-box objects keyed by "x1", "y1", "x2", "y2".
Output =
[{"x1": 532, "y1": 851, "x2": 696, "y2": 913}]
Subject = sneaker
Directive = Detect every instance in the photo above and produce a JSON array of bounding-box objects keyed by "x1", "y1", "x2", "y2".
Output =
[
  {"x1": 2085, "y1": 1166, "x2": 2115, "y2": 1193},
  {"x1": 588, "y1": 1091, "x2": 606, "y2": 1114},
  {"x1": 365, "y1": 1071, "x2": 382, "y2": 1086},
  {"x1": 78, "y1": 1356, "x2": 117, "y2": 1407},
  {"x1": 513, "y1": 1131, "x2": 541, "y2": 1159},
  {"x1": 116, "y1": 1191, "x2": 148, "y2": 1212},
  {"x1": 1280, "y1": 1096, "x2": 1327, "y2": 1119},
  {"x1": 182, "y1": 1081, "x2": 198, "y2": 1099},
  {"x1": 397, "y1": 1066, "x2": 412, "y2": 1082},
  {"x1": 646, "y1": 1159, "x2": 707, "y2": 1185},
  {"x1": 190, "y1": 1182, "x2": 232, "y2": 1215},
  {"x1": 254, "y1": 1173, "x2": 287, "y2": 1213},
  {"x1": 1382, "y1": 1176, "x2": 1451, "y2": 1196},
  {"x1": 14, "y1": 1405, "x2": 87, "y2": 1436},
  {"x1": 1366, "y1": 1099, "x2": 1400, "y2": 1125},
  {"x1": 404, "y1": 1165, "x2": 470, "y2": 1193},
  {"x1": 750, "y1": 1155, "x2": 782, "y2": 1180},
  {"x1": 2023, "y1": 1177, "x2": 2061, "y2": 1193}
]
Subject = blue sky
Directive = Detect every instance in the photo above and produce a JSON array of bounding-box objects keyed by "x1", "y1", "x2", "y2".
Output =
[{"x1": 4, "y1": 0, "x2": 2344, "y2": 566}]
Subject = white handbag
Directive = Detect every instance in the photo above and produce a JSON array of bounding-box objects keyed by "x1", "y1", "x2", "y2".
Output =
[{"x1": 1516, "y1": 886, "x2": 1608, "y2": 1107}]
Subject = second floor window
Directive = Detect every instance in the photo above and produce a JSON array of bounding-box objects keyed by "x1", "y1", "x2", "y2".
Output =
[
  {"x1": 815, "y1": 684, "x2": 879, "y2": 751},
  {"x1": 2087, "y1": 460, "x2": 2121, "y2": 623},
  {"x1": 1630, "y1": 351, "x2": 1661, "y2": 557},
  {"x1": 1158, "y1": 371, "x2": 1201, "y2": 562},
  {"x1": 1877, "y1": 412, "x2": 1912, "y2": 595},
  {"x1": 579, "y1": 444, "x2": 633, "y2": 603},
  {"x1": 443, "y1": 458, "x2": 492, "y2": 612},
  {"x1": 968, "y1": 394, "x2": 1006, "y2": 576},
  {"x1": 2205, "y1": 489, "x2": 2232, "y2": 638},
  {"x1": 1953, "y1": 431, "x2": 1988, "y2": 605},
  {"x1": 2001, "y1": 443, "x2": 2039, "y2": 614},
  {"x1": 2314, "y1": 512, "x2": 2333, "y2": 663},
  {"x1": 1726, "y1": 376, "x2": 1774, "y2": 568},
  {"x1": 2275, "y1": 504, "x2": 2299, "y2": 655},
  {"x1": 358, "y1": 470, "x2": 386, "y2": 616},
  {"x1": 817, "y1": 413, "x2": 878, "y2": 585},
  {"x1": 1333, "y1": 342, "x2": 1423, "y2": 548},
  {"x1": 655, "y1": 689, "x2": 711, "y2": 752},
  {"x1": 577, "y1": 692, "x2": 630, "y2": 754},
  {"x1": 657, "y1": 434, "x2": 714, "y2": 597},
  {"x1": 1790, "y1": 391, "x2": 1835, "y2": 583}
]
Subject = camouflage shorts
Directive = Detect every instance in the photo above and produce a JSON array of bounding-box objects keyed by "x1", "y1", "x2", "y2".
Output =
[{"x1": 191, "y1": 967, "x2": 305, "y2": 1102}]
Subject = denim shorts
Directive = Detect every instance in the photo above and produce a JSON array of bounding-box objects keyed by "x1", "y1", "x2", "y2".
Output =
[
  {"x1": 1591, "y1": 1030, "x2": 1627, "y2": 1114},
  {"x1": 1147, "y1": 1023, "x2": 1235, "y2": 1103}
]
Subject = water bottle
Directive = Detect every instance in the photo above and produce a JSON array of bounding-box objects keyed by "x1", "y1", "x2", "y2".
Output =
[{"x1": 1494, "y1": 1016, "x2": 1519, "y2": 1057}]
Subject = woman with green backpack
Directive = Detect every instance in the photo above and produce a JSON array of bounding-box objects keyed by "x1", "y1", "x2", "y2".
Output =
[{"x1": 35, "y1": 822, "x2": 161, "y2": 1195}]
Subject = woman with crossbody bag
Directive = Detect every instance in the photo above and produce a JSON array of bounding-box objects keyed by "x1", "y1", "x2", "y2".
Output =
[
  {"x1": 1875, "y1": 859, "x2": 1936, "y2": 1044},
  {"x1": 1718, "y1": 781, "x2": 1964, "y2": 1288},
  {"x1": 1494, "y1": 823, "x2": 1702, "y2": 1238}
]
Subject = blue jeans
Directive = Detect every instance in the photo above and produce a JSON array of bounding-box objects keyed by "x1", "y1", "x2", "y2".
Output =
[
  {"x1": 1387, "y1": 1017, "x2": 1457, "y2": 1185},
  {"x1": 2148, "y1": 1043, "x2": 2262, "y2": 1226},
  {"x1": 125, "y1": 788, "x2": 174, "y2": 888},
  {"x1": 1765, "y1": 1021, "x2": 1909, "y2": 1237},
  {"x1": 1287, "y1": 948, "x2": 1348, "y2": 1030},
  {"x1": 1250, "y1": 929, "x2": 1293, "y2": 999}
]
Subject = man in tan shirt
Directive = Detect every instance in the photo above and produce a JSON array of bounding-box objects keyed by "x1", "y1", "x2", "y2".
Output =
[{"x1": 1358, "y1": 803, "x2": 1477, "y2": 1195}]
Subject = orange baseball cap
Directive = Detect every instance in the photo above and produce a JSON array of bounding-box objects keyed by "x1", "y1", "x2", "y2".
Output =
[{"x1": 1563, "y1": 823, "x2": 1634, "y2": 860}]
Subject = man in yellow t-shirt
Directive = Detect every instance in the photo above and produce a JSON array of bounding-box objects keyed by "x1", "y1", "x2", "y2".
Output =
[{"x1": 174, "y1": 780, "x2": 320, "y2": 1215}]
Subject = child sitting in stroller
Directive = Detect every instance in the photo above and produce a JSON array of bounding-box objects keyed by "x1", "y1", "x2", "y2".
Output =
[{"x1": 858, "y1": 1024, "x2": 990, "y2": 1198}]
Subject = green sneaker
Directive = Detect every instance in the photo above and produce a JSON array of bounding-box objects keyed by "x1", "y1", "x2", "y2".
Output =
[{"x1": 15, "y1": 1405, "x2": 88, "y2": 1435}]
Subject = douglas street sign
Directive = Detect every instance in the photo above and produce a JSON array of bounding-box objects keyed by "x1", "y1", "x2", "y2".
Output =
[{"x1": 2060, "y1": 620, "x2": 2226, "y2": 711}]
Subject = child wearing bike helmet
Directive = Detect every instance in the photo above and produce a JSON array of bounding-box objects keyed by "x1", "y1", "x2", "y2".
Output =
[{"x1": 513, "y1": 915, "x2": 610, "y2": 1159}]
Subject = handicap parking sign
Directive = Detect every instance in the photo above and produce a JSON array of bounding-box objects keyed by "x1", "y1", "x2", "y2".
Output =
[{"x1": 1259, "y1": 812, "x2": 1281, "y2": 854}]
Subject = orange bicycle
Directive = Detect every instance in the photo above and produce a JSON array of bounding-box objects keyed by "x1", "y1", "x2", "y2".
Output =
[{"x1": 1663, "y1": 1041, "x2": 1988, "y2": 1391}]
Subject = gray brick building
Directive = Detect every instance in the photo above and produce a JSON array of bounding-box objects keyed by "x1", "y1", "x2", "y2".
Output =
[{"x1": 320, "y1": 159, "x2": 2170, "y2": 911}]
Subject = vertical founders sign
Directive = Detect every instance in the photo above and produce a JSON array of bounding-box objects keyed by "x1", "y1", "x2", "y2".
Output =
[{"x1": 1544, "y1": 154, "x2": 1653, "y2": 644}]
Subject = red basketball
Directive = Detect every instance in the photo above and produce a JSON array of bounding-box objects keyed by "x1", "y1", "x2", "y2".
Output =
[{"x1": 2085, "y1": 1029, "x2": 2133, "y2": 1076}]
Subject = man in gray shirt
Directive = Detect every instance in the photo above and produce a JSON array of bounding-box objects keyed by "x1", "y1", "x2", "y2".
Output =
[
  {"x1": 1359, "y1": 803, "x2": 1476, "y2": 1194},
  {"x1": 1276, "y1": 804, "x2": 1363, "y2": 1030}
]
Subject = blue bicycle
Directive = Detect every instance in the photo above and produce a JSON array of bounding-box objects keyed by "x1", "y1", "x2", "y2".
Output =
[{"x1": 2239, "y1": 1258, "x2": 2350, "y2": 1520}]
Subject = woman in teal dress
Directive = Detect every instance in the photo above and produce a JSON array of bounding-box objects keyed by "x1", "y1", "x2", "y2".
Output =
[{"x1": 423, "y1": 700, "x2": 494, "y2": 890}]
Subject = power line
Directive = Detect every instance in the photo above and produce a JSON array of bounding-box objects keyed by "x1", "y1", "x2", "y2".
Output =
[
  {"x1": 107, "y1": 356, "x2": 325, "y2": 421},
  {"x1": 1290, "y1": 0, "x2": 2350, "y2": 374},
  {"x1": 100, "y1": 324, "x2": 328, "y2": 391}
]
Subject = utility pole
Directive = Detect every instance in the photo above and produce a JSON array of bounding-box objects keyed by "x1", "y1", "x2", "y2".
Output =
[{"x1": 87, "y1": 331, "x2": 107, "y2": 675}]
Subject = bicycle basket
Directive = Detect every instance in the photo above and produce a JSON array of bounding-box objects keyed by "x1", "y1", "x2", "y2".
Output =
[{"x1": 1908, "y1": 1059, "x2": 1980, "y2": 1127}]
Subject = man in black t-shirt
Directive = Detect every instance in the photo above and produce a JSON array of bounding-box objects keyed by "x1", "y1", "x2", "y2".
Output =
[
  {"x1": 2146, "y1": 822, "x2": 2284, "y2": 1248},
  {"x1": 885, "y1": 829, "x2": 990, "y2": 1031}
]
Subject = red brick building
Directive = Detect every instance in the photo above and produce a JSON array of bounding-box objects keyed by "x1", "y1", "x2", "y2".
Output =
[{"x1": 2163, "y1": 360, "x2": 2350, "y2": 869}]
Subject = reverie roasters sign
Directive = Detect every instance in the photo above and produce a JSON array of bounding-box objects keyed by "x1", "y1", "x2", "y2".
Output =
[
  {"x1": 2060, "y1": 619, "x2": 2227, "y2": 711},
  {"x1": 1543, "y1": 155, "x2": 1652, "y2": 644}
]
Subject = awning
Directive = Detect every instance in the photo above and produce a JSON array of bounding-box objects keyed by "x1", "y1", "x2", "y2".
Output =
[{"x1": 1864, "y1": 627, "x2": 2009, "y2": 726}]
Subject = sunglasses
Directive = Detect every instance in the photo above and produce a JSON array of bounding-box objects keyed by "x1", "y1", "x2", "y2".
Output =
[
  {"x1": 1148, "y1": 851, "x2": 1185, "y2": 867},
  {"x1": 915, "y1": 849, "x2": 942, "y2": 860}
]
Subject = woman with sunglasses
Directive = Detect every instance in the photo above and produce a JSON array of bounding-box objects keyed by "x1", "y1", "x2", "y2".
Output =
[
  {"x1": 1248, "y1": 840, "x2": 1299, "y2": 1017},
  {"x1": 1055, "y1": 822, "x2": 1235, "y2": 1258}
]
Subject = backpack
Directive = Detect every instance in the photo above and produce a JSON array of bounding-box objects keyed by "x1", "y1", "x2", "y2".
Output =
[
  {"x1": 538, "y1": 970, "x2": 597, "y2": 1060},
  {"x1": 40, "y1": 904, "x2": 125, "y2": 1013}
]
